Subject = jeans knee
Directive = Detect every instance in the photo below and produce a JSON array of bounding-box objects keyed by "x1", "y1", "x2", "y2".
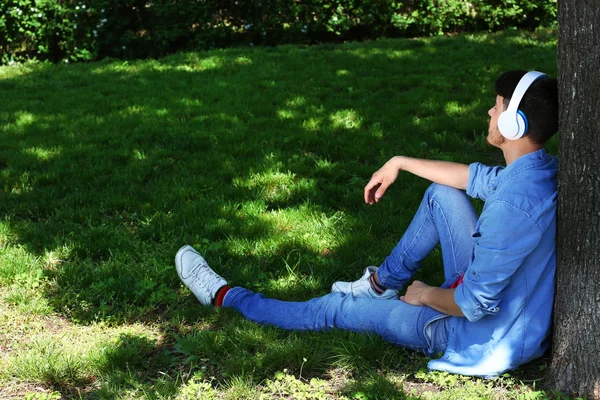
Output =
[
  {"x1": 425, "y1": 183, "x2": 466, "y2": 203},
  {"x1": 425, "y1": 183, "x2": 470, "y2": 206}
]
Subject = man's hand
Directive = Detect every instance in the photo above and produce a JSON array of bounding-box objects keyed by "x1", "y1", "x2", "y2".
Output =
[
  {"x1": 400, "y1": 280, "x2": 433, "y2": 306},
  {"x1": 401, "y1": 281, "x2": 465, "y2": 317},
  {"x1": 364, "y1": 157, "x2": 402, "y2": 204}
]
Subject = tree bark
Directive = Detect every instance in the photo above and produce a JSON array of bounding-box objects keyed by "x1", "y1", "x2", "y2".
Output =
[{"x1": 548, "y1": 1, "x2": 600, "y2": 398}]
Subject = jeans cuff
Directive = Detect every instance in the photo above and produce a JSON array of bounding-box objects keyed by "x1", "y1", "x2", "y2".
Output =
[{"x1": 222, "y1": 286, "x2": 248, "y2": 308}]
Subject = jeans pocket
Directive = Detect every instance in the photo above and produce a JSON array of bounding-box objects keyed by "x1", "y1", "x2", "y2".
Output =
[{"x1": 424, "y1": 316, "x2": 450, "y2": 356}]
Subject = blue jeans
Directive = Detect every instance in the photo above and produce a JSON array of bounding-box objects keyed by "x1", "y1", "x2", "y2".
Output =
[{"x1": 223, "y1": 184, "x2": 478, "y2": 355}]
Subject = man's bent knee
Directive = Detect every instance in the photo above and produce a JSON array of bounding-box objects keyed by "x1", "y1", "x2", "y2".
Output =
[{"x1": 426, "y1": 183, "x2": 466, "y2": 199}]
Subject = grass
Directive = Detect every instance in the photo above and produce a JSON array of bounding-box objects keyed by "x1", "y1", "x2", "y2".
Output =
[{"x1": 0, "y1": 29, "x2": 564, "y2": 399}]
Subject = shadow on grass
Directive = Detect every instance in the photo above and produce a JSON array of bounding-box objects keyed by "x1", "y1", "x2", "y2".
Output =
[{"x1": 0, "y1": 30, "x2": 557, "y2": 396}]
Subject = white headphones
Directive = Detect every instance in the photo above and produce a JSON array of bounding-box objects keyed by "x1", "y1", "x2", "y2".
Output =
[{"x1": 497, "y1": 71, "x2": 547, "y2": 140}]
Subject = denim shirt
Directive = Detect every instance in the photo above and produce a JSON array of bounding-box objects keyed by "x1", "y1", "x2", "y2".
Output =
[{"x1": 428, "y1": 149, "x2": 558, "y2": 377}]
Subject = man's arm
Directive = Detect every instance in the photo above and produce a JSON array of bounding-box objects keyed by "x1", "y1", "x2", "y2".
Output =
[
  {"x1": 400, "y1": 280, "x2": 465, "y2": 317},
  {"x1": 365, "y1": 156, "x2": 469, "y2": 204}
]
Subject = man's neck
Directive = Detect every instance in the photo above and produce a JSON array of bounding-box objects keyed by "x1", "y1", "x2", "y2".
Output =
[{"x1": 501, "y1": 140, "x2": 544, "y2": 165}]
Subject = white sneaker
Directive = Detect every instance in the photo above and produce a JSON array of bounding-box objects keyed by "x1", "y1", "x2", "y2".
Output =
[
  {"x1": 175, "y1": 245, "x2": 227, "y2": 306},
  {"x1": 331, "y1": 266, "x2": 398, "y2": 300}
]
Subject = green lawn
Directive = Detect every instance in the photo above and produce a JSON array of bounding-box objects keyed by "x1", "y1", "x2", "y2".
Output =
[{"x1": 0, "y1": 30, "x2": 562, "y2": 399}]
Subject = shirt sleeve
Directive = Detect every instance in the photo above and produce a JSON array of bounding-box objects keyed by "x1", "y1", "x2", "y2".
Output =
[
  {"x1": 467, "y1": 163, "x2": 504, "y2": 201},
  {"x1": 454, "y1": 201, "x2": 543, "y2": 322}
]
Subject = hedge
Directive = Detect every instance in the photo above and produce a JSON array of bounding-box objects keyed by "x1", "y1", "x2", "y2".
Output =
[{"x1": 0, "y1": 0, "x2": 557, "y2": 64}]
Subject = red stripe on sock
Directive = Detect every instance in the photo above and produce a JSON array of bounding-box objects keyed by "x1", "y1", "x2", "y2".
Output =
[
  {"x1": 214, "y1": 285, "x2": 231, "y2": 307},
  {"x1": 369, "y1": 274, "x2": 385, "y2": 295}
]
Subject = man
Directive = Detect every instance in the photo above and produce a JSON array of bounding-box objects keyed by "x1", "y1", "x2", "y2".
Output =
[{"x1": 175, "y1": 70, "x2": 558, "y2": 377}]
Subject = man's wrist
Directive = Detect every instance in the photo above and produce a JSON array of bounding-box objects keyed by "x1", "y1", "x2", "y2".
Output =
[
  {"x1": 420, "y1": 286, "x2": 435, "y2": 306},
  {"x1": 394, "y1": 155, "x2": 407, "y2": 170}
]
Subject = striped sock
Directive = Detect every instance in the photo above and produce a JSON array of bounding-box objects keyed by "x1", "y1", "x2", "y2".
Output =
[
  {"x1": 369, "y1": 273, "x2": 387, "y2": 295},
  {"x1": 213, "y1": 285, "x2": 231, "y2": 307}
]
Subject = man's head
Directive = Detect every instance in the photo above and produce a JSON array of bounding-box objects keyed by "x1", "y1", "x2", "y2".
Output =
[{"x1": 487, "y1": 70, "x2": 558, "y2": 147}]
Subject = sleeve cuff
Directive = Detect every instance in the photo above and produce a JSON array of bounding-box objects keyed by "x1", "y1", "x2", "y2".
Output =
[
  {"x1": 454, "y1": 283, "x2": 499, "y2": 322},
  {"x1": 466, "y1": 162, "x2": 481, "y2": 198}
]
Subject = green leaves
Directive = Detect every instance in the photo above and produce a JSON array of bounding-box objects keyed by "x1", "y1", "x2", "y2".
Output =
[{"x1": 1, "y1": 0, "x2": 557, "y2": 65}]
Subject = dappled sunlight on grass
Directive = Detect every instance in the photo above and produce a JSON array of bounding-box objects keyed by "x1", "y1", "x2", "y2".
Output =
[
  {"x1": 217, "y1": 202, "x2": 350, "y2": 258},
  {"x1": 285, "y1": 96, "x2": 307, "y2": 107},
  {"x1": 132, "y1": 149, "x2": 147, "y2": 161},
  {"x1": 21, "y1": 146, "x2": 63, "y2": 162},
  {"x1": 342, "y1": 42, "x2": 420, "y2": 60},
  {"x1": 444, "y1": 100, "x2": 481, "y2": 118},
  {"x1": 330, "y1": 109, "x2": 363, "y2": 131},
  {"x1": 314, "y1": 157, "x2": 338, "y2": 172},
  {"x1": 11, "y1": 111, "x2": 37, "y2": 131},
  {"x1": 234, "y1": 56, "x2": 253, "y2": 65},
  {"x1": 120, "y1": 104, "x2": 148, "y2": 117},
  {"x1": 302, "y1": 116, "x2": 324, "y2": 131},
  {"x1": 501, "y1": 29, "x2": 558, "y2": 48},
  {"x1": 262, "y1": 269, "x2": 331, "y2": 296},
  {"x1": 89, "y1": 55, "x2": 229, "y2": 76},
  {"x1": 153, "y1": 108, "x2": 170, "y2": 117},
  {"x1": 233, "y1": 169, "x2": 318, "y2": 205},
  {"x1": 179, "y1": 98, "x2": 204, "y2": 107},
  {"x1": 276, "y1": 108, "x2": 298, "y2": 120},
  {"x1": 162, "y1": 54, "x2": 228, "y2": 70}
]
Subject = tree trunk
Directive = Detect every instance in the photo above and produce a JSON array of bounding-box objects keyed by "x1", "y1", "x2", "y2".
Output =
[{"x1": 548, "y1": 1, "x2": 600, "y2": 398}]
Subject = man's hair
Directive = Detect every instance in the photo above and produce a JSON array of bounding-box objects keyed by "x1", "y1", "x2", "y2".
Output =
[{"x1": 495, "y1": 70, "x2": 558, "y2": 144}]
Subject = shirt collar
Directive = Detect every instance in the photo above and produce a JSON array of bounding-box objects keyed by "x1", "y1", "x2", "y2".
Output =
[{"x1": 500, "y1": 148, "x2": 548, "y2": 179}]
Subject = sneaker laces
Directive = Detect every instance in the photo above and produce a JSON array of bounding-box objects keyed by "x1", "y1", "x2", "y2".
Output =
[{"x1": 187, "y1": 259, "x2": 224, "y2": 295}]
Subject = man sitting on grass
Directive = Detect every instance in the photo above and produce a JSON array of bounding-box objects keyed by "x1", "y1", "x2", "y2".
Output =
[{"x1": 175, "y1": 70, "x2": 558, "y2": 377}]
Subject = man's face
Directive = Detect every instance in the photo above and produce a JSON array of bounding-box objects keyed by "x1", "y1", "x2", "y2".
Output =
[{"x1": 487, "y1": 95, "x2": 505, "y2": 147}]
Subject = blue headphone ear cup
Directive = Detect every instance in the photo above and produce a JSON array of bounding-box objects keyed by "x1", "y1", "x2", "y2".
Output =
[
  {"x1": 516, "y1": 110, "x2": 528, "y2": 137},
  {"x1": 498, "y1": 111, "x2": 519, "y2": 139}
]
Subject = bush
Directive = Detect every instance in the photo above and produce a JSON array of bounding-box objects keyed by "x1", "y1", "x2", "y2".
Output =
[
  {"x1": 1, "y1": 1, "x2": 100, "y2": 64},
  {"x1": 0, "y1": 0, "x2": 557, "y2": 64},
  {"x1": 392, "y1": 0, "x2": 558, "y2": 36}
]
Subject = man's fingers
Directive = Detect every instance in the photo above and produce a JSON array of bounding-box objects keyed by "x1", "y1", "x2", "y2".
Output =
[
  {"x1": 374, "y1": 182, "x2": 389, "y2": 202},
  {"x1": 364, "y1": 180, "x2": 381, "y2": 204},
  {"x1": 363, "y1": 179, "x2": 389, "y2": 204}
]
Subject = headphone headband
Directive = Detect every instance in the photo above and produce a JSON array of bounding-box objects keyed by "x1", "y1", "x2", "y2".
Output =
[{"x1": 506, "y1": 71, "x2": 547, "y2": 112}]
